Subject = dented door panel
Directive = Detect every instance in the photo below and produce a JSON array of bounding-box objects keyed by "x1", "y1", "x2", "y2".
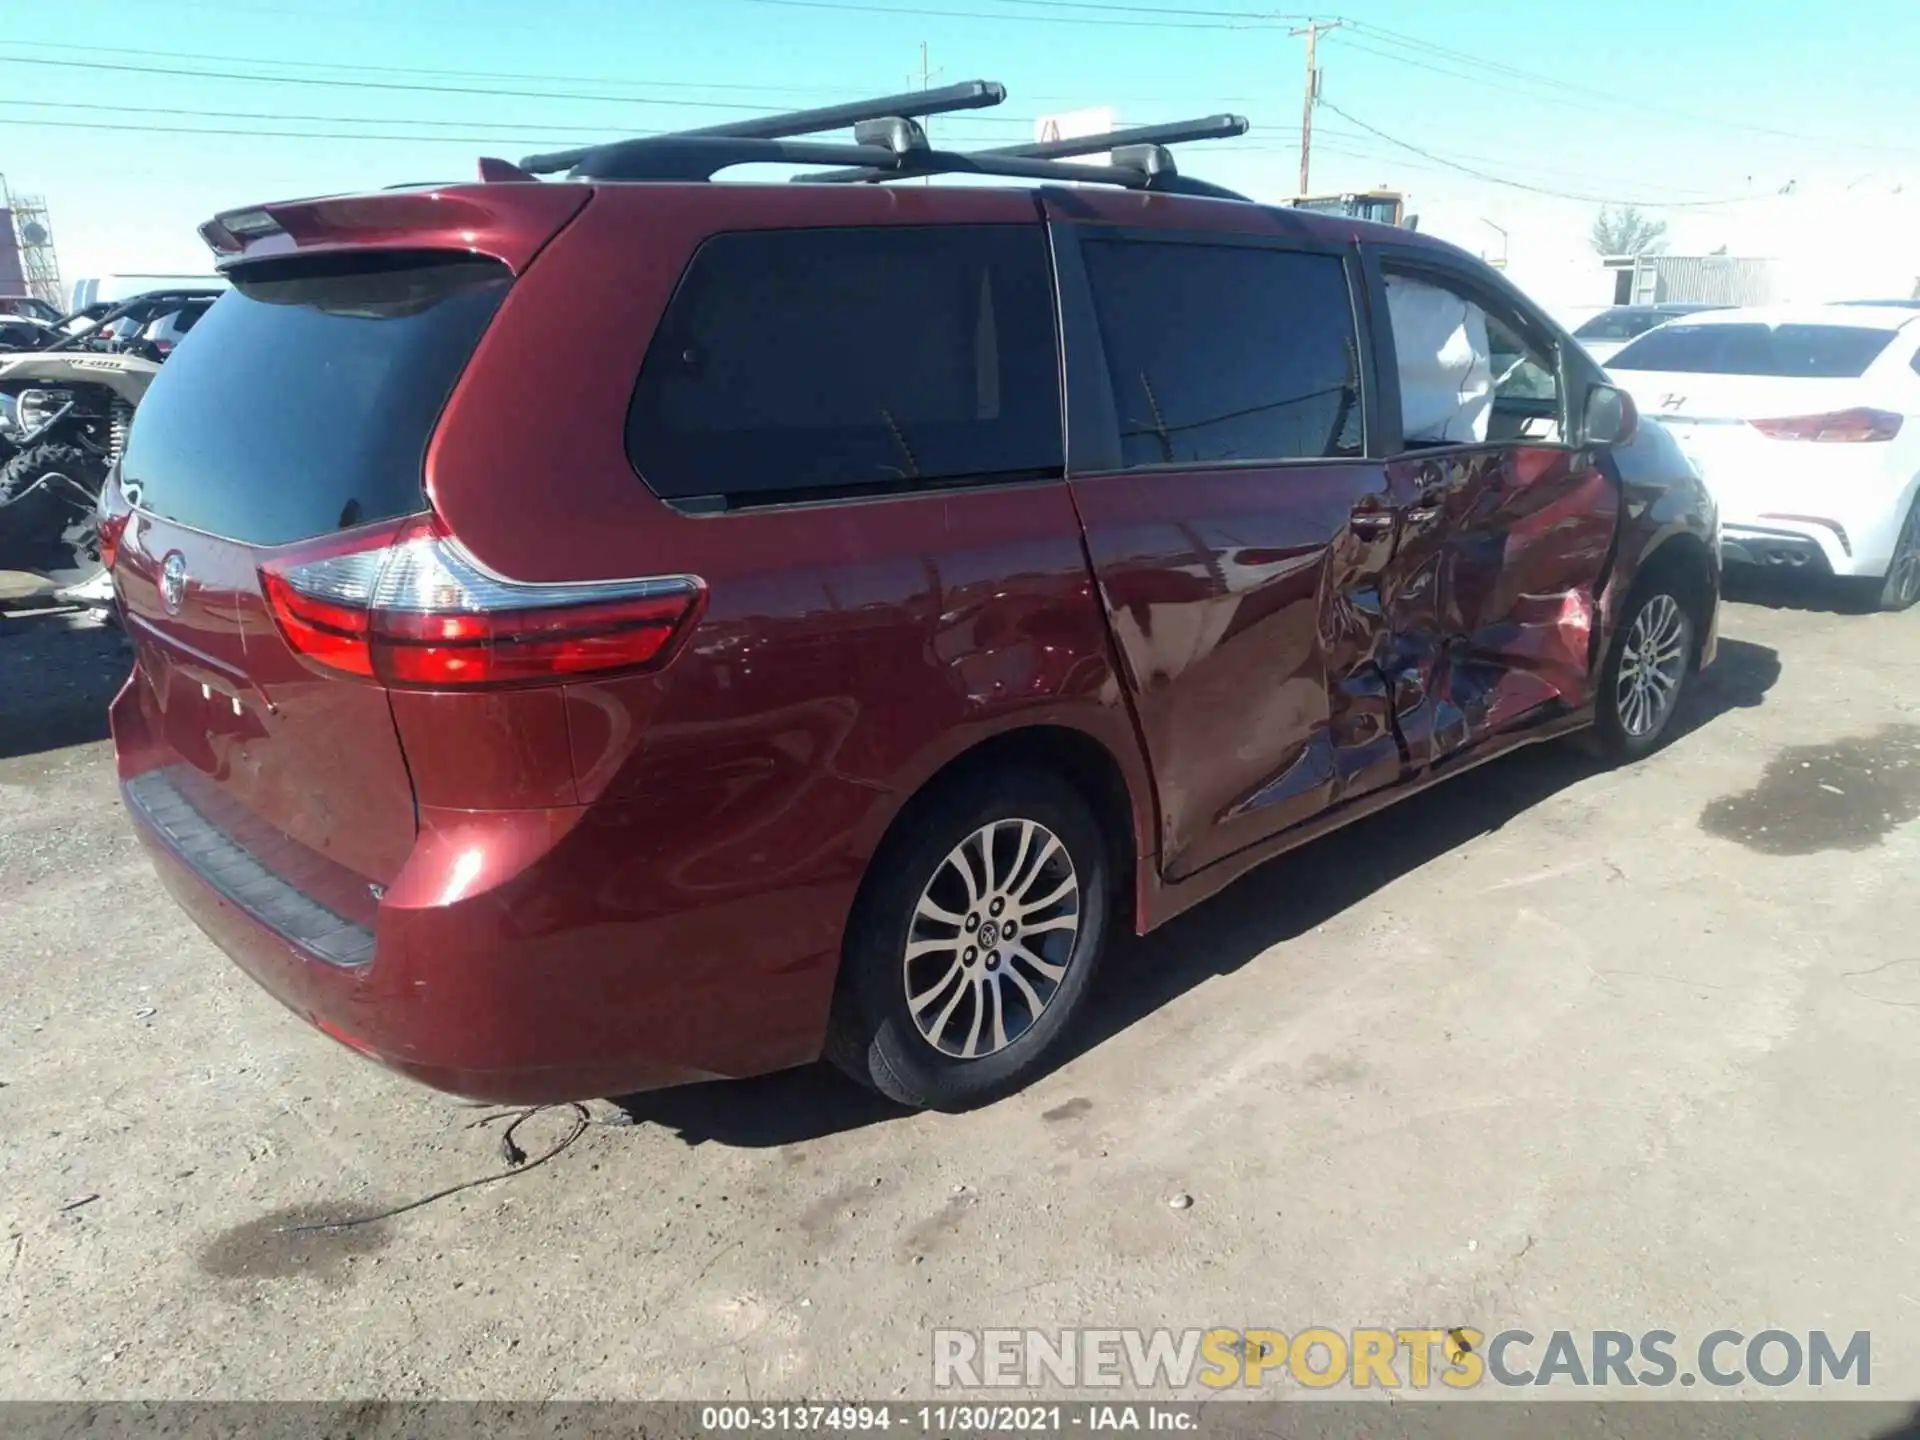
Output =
[
  {"x1": 1071, "y1": 463, "x2": 1404, "y2": 879},
  {"x1": 1381, "y1": 443, "x2": 1618, "y2": 766}
]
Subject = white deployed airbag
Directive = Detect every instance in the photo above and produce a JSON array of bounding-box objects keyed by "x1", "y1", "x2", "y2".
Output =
[{"x1": 1386, "y1": 275, "x2": 1492, "y2": 443}]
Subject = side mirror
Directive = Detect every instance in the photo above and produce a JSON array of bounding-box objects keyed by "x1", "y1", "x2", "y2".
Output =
[{"x1": 1584, "y1": 382, "x2": 1638, "y2": 446}]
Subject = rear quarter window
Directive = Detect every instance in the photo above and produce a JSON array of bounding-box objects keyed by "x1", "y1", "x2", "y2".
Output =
[
  {"x1": 1611, "y1": 322, "x2": 1898, "y2": 378},
  {"x1": 626, "y1": 225, "x2": 1063, "y2": 508},
  {"x1": 120, "y1": 253, "x2": 509, "y2": 547}
]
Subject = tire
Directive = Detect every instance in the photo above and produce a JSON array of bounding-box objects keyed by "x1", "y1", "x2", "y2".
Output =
[
  {"x1": 0, "y1": 442, "x2": 107, "y2": 586},
  {"x1": 1867, "y1": 493, "x2": 1920, "y2": 612},
  {"x1": 826, "y1": 768, "x2": 1112, "y2": 1110},
  {"x1": 1591, "y1": 580, "x2": 1696, "y2": 761}
]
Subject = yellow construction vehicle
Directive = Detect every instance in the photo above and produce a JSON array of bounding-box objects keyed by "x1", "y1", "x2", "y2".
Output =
[{"x1": 1291, "y1": 189, "x2": 1409, "y2": 227}]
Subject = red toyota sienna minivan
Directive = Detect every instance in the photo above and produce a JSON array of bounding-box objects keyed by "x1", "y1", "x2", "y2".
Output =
[{"x1": 105, "y1": 86, "x2": 1718, "y2": 1110}]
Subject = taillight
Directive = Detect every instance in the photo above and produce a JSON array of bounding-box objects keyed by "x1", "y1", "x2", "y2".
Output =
[
  {"x1": 259, "y1": 517, "x2": 704, "y2": 688},
  {"x1": 1750, "y1": 408, "x2": 1903, "y2": 443}
]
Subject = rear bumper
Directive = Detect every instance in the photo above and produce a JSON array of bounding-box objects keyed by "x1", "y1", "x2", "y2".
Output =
[
  {"x1": 113, "y1": 684, "x2": 842, "y2": 1104},
  {"x1": 1720, "y1": 525, "x2": 1835, "y2": 575},
  {"x1": 1707, "y1": 470, "x2": 1914, "y2": 580}
]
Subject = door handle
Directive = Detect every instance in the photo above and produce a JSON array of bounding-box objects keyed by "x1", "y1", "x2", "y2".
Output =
[{"x1": 1404, "y1": 486, "x2": 1447, "y2": 523}]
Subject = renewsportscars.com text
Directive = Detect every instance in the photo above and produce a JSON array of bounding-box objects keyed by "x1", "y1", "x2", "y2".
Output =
[{"x1": 933, "y1": 1327, "x2": 1872, "y2": 1390}]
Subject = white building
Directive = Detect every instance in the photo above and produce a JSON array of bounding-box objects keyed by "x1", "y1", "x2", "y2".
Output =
[{"x1": 1412, "y1": 174, "x2": 1920, "y2": 325}]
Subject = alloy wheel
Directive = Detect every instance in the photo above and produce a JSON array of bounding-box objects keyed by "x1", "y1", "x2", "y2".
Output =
[
  {"x1": 903, "y1": 818, "x2": 1081, "y2": 1059},
  {"x1": 1616, "y1": 593, "x2": 1688, "y2": 739},
  {"x1": 1887, "y1": 502, "x2": 1920, "y2": 609}
]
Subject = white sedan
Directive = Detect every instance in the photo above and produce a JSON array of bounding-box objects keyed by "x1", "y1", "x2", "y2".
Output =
[{"x1": 1607, "y1": 304, "x2": 1920, "y2": 610}]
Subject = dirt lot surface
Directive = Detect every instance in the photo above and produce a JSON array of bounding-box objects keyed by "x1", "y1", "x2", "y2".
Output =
[{"x1": 2, "y1": 578, "x2": 1918, "y2": 1408}]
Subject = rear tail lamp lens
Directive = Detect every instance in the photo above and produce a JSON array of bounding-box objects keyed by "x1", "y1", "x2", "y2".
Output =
[
  {"x1": 260, "y1": 518, "x2": 703, "y2": 688},
  {"x1": 1750, "y1": 408, "x2": 1903, "y2": 443}
]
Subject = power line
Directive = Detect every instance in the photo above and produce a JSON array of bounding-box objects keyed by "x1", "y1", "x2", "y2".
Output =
[
  {"x1": 0, "y1": 49, "x2": 1215, "y2": 129},
  {"x1": 1304, "y1": 119, "x2": 1727, "y2": 201},
  {"x1": 1333, "y1": 36, "x2": 1632, "y2": 123},
  {"x1": 0, "y1": 53, "x2": 785, "y2": 108},
  {"x1": 956, "y1": 0, "x2": 1301, "y2": 16},
  {"x1": 1336, "y1": 17, "x2": 1920, "y2": 157},
  {"x1": 1315, "y1": 99, "x2": 1757, "y2": 208},
  {"x1": 0, "y1": 116, "x2": 598, "y2": 144},
  {"x1": 0, "y1": 98, "x2": 670, "y2": 135},
  {"x1": 7, "y1": 38, "x2": 1286, "y2": 108},
  {"x1": 729, "y1": 0, "x2": 1282, "y2": 28},
  {"x1": 1303, "y1": 135, "x2": 1719, "y2": 201},
  {"x1": 3, "y1": 39, "x2": 848, "y2": 95}
]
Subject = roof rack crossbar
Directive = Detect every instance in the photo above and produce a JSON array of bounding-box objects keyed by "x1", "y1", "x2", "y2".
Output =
[
  {"x1": 520, "y1": 78, "x2": 1006, "y2": 175},
  {"x1": 886, "y1": 151, "x2": 1151, "y2": 188},
  {"x1": 505, "y1": 83, "x2": 1253, "y2": 198},
  {"x1": 985, "y1": 113, "x2": 1249, "y2": 161},
  {"x1": 795, "y1": 112, "x2": 1249, "y2": 185},
  {"x1": 538, "y1": 137, "x2": 906, "y2": 183},
  {"x1": 677, "y1": 79, "x2": 1004, "y2": 140},
  {"x1": 544, "y1": 140, "x2": 1171, "y2": 191}
]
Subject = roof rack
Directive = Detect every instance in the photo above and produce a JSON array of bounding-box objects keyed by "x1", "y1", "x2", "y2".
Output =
[{"x1": 514, "y1": 80, "x2": 1252, "y2": 199}]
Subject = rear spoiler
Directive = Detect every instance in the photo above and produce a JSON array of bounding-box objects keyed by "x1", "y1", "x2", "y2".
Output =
[{"x1": 200, "y1": 183, "x2": 588, "y2": 273}]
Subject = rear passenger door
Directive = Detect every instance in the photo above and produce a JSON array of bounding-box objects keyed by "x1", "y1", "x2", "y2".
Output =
[
  {"x1": 1052, "y1": 221, "x2": 1401, "y2": 881},
  {"x1": 1370, "y1": 252, "x2": 1620, "y2": 767}
]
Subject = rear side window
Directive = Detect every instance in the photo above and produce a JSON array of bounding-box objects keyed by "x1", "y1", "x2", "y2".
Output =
[
  {"x1": 1610, "y1": 323, "x2": 1898, "y2": 378},
  {"x1": 1081, "y1": 240, "x2": 1361, "y2": 469},
  {"x1": 627, "y1": 225, "x2": 1062, "y2": 506},
  {"x1": 121, "y1": 253, "x2": 508, "y2": 546}
]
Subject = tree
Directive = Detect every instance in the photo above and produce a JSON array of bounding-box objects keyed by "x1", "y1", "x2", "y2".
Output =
[{"x1": 1590, "y1": 205, "x2": 1669, "y2": 257}]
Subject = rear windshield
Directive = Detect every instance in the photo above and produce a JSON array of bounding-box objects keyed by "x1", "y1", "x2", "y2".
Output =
[
  {"x1": 120, "y1": 253, "x2": 509, "y2": 546},
  {"x1": 1609, "y1": 322, "x2": 1898, "y2": 378}
]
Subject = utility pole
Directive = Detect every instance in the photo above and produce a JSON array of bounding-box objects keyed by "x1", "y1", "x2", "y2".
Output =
[
  {"x1": 1288, "y1": 19, "x2": 1341, "y2": 198},
  {"x1": 912, "y1": 42, "x2": 941, "y2": 185}
]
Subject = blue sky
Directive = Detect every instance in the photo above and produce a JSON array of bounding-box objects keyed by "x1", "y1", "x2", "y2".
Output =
[{"x1": 6, "y1": 0, "x2": 1918, "y2": 291}]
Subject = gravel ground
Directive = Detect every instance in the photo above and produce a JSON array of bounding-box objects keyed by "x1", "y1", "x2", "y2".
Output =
[{"x1": 2, "y1": 577, "x2": 1919, "y2": 1410}]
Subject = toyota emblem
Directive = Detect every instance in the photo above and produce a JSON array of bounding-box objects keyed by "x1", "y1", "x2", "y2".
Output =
[{"x1": 160, "y1": 551, "x2": 187, "y2": 615}]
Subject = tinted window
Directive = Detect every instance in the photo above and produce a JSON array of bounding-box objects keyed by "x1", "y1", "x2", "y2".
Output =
[
  {"x1": 1610, "y1": 323, "x2": 1898, "y2": 378},
  {"x1": 121, "y1": 254, "x2": 508, "y2": 546},
  {"x1": 1082, "y1": 240, "x2": 1362, "y2": 468},
  {"x1": 627, "y1": 226, "x2": 1061, "y2": 505}
]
